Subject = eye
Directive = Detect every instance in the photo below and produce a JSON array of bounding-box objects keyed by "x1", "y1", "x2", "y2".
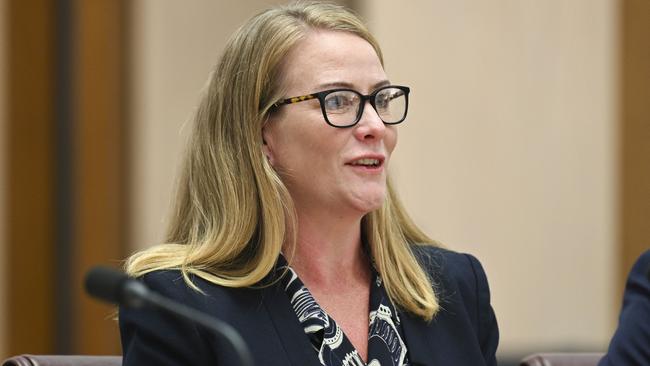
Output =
[
  {"x1": 375, "y1": 89, "x2": 397, "y2": 109},
  {"x1": 375, "y1": 93, "x2": 390, "y2": 110},
  {"x1": 324, "y1": 91, "x2": 357, "y2": 113}
]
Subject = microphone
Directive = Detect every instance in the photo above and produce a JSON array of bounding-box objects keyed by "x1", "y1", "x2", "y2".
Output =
[{"x1": 85, "y1": 266, "x2": 254, "y2": 366}]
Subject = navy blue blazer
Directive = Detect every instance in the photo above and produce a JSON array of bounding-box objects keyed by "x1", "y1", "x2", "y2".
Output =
[
  {"x1": 119, "y1": 246, "x2": 499, "y2": 365},
  {"x1": 599, "y1": 250, "x2": 650, "y2": 366}
]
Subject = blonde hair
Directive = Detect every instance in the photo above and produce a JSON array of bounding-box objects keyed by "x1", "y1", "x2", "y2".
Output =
[{"x1": 126, "y1": 1, "x2": 441, "y2": 321}]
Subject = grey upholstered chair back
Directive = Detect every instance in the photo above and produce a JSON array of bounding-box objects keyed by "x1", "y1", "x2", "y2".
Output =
[
  {"x1": 520, "y1": 353, "x2": 605, "y2": 366},
  {"x1": 1, "y1": 355, "x2": 121, "y2": 366}
]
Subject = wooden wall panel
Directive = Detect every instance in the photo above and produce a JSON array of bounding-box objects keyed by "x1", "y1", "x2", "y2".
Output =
[
  {"x1": 71, "y1": 0, "x2": 127, "y2": 354},
  {"x1": 620, "y1": 0, "x2": 650, "y2": 285},
  {"x1": 6, "y1": 0, "x2": 56, "y2": 355},
  {"x1": 5, "y1": 0, "x2": 128, "y2": 356}
]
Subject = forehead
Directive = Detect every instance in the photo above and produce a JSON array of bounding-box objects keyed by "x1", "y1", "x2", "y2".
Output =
[{"x1": 279, "y1": 30, "x2": 387, "y2": 93}]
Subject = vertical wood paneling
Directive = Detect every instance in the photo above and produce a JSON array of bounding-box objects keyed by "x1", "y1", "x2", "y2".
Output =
[
  {"x1": 72, "y1": 0, "x2": 127, "y2": 354},
  {"x1": 620, "y1": 0, "x2": 650, "y2": 285},
  {"x1": 0, "y1": 0, "x2": 9, "y2": 357},
  {"x1": 6, "y1": 0, "x2": 56, "y2": 354},
  {"x1": 4, "y1": 0, "x2": 128, "y2": 356}
]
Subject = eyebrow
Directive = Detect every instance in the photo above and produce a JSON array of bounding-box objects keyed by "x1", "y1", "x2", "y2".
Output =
[{"x1": 314, "y1": 80, "x2": 391, "y2": 92}]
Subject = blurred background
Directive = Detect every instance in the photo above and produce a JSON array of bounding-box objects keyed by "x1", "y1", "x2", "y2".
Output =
[{"x1": 0, "y1": 0, "x2": 648, "y2": 364}]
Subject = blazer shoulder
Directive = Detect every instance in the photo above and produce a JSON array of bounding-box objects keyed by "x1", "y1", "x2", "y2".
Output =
[
  {"x1": 120, "y1": 270, "x2": 216, "y2": 366},
  {"x1": 410, "y1": 244, "x2": 487, "y2": 287},
  {"x1": 138, "y1": 270, "x2": 209, "y2": 305},
  {"x1": 140, "y1": 269, "x2": 192, "y2": 291},
  {"x1": 138, "y1": 269, "x2": 260, "y2": 311},
  {"x1": 410, "y1": 244, "x2": 492, "y2": 315},
  {"x1": 120, "y1": 270, "x2": 268, "y2": 366},
  {"x1": 410, "y1": 244, "x2": 499, "y2": 364}
]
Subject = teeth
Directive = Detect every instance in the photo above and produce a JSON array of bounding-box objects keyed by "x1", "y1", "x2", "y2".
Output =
[{"x1": 351, "y1": 158, "x2": 380, "y2": 166}]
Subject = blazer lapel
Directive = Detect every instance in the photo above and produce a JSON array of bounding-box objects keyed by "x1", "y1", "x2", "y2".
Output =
[
  {"x1": 263, "y1": 284, "x2": 437, "y2": 366},
  {"x1": 261, "y1": 282, "x2": 322, "y2": 366}
]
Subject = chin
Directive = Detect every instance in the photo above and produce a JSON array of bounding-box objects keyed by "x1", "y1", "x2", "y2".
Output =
[{"x1": 350, "y1": 190, "x2": 386, "y2": 214}]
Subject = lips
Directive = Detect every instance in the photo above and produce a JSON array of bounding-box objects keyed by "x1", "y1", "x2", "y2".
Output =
[
  {"x1": 345, "y1": 155, "x2": 385, "y2": 168},
  {"x1": 350, "y1": 158, "x2": 380, "y2": 167}
]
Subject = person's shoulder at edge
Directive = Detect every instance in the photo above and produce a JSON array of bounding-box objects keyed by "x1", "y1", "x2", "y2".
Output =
[{"x1": 598, "y1": 249, "x2": 650, "y2": 366}]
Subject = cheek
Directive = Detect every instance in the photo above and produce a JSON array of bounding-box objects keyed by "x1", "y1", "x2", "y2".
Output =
[
  {"x1": 264, "y1": 122, "x2": 295, "y2": 168},
  {"x1": 386, "y1": 127, "x2": 398, "y2": 154},
  {"x1": 271, "y1": 136, "x2": 300, "y2": 170},
  {"x1": 269, "y1": 125, "x2": 332, "y2": 172}
]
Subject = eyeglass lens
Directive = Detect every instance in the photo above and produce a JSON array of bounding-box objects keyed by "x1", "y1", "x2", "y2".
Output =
[{"x1": 323, "y1": 87, "x2": 407, "y2": 126}]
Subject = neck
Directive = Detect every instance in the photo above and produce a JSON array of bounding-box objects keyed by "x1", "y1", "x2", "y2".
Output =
[{"x1": 284, "y1": 209, "x2": 370, "y2": 287}]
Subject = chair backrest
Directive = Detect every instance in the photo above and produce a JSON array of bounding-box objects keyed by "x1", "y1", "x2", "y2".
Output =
[
  {"x1": 520, "y1": 353, "x2": 604, "y2": 366},
  {"x1": 2, "y1": 355, "x2": 121, "y2": 366}
]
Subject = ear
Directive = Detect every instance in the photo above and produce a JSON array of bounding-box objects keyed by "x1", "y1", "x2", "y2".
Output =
[{"x1": 261, "y1": 124, "x2": 276, "y2": 166}]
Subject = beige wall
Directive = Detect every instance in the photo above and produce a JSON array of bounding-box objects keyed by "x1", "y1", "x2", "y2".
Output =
[
  {"x1": 364, "y1": 0, "x2": 618, "y2": 355},
  {"x1": 129, "y1": 0, "x2": 284, "y2": 251},
  {"x1": 129, "y1": 0, "x2": 620, "y2": 358}
]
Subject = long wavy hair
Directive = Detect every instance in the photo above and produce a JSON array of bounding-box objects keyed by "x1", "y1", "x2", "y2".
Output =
[{"x1": 125, "y1": 1, "x2": 441, "y2": 321}]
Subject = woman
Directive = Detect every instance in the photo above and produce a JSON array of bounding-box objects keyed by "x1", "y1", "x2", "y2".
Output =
[{"x1": 120, "y1": 2, "x2": 499, "y2": 366}]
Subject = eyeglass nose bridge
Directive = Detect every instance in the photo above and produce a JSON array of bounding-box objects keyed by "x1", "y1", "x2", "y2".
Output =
[{"x1": 353, "y1": 92, "x2": 383, "y2": 126}]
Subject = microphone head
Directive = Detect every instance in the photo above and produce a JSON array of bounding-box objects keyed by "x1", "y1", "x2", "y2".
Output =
[{"x1": 85, "y1": 266, "x2": 148, "y2": 308}]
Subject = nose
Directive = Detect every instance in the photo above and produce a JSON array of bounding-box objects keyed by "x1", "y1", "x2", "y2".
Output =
[{"x1": 353, "y1": 100, "x2": 385, "y2": 141}]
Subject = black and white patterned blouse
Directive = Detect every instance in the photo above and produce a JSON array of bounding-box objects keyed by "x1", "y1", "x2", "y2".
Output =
[{"x1": 278, "y1": 256, "x2": 410, "y2": 366}]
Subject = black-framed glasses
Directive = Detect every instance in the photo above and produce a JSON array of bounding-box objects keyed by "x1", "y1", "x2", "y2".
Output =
[{"x1": 273, "y1": 85, "x2": 410, "y2": 128}]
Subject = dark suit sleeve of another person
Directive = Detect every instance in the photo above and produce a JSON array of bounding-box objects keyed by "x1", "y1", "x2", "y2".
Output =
[{"x1": 599, "y1": 250, "x2": 650, "y2": 366}]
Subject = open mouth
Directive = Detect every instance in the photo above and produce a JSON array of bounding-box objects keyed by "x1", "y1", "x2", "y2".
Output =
[{"x1": 347, "y1": 158, "x2": 383, "y2": 168}]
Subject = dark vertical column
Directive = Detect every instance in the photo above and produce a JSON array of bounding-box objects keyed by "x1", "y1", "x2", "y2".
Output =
[
  {"x1": 619, "y1": 0, "x2": 650, "y2": 287},
  {"x1": 6, "y1": 0, "x2": 56, "y2": 354},
  {"x1": 54, "y1": 0, "x2": 75, "y2": 354}
]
